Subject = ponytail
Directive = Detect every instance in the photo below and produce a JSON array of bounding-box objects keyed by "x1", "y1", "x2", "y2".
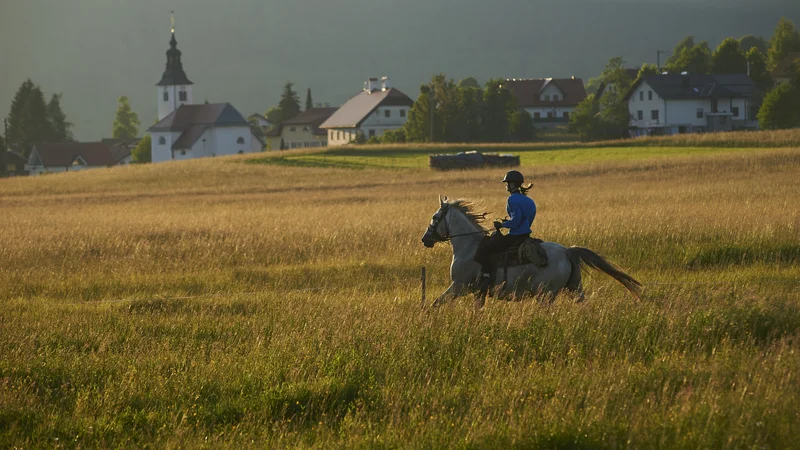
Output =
[{"x1": 518, "y1": 183, "x2": 533, "y2": 196}]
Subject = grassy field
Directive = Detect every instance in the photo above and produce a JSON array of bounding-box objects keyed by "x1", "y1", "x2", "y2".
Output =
[{"x1": 1, "y1": 139, "x2": 799, "y2": 448}]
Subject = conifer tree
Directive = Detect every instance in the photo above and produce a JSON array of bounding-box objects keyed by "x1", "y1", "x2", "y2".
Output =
[
  {"x1": 6, "y1": 79, "x2": 51, "y2": 156},
  {"x1": 305, "y1": 88, "x2": 313, "y2": 111},
  {"x1": 46, "y1": 93, "x2": 73, "y2": 142}
]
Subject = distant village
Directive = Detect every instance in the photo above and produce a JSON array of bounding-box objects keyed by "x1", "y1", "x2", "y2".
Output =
[{"x1": 2, "y1": 17, "x2": 800, "y2": 176}]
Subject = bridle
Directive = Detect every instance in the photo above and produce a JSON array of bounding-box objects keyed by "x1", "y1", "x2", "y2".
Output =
[{"x1": 426, "y1": 203, "x2": 487, "y2": 243}]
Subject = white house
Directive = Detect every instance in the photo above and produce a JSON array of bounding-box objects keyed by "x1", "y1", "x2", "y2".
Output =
[
  {"x1": 625, "y1": 74, "x2": 758, "y2": 136},
  {"x1": 148, "y1": 103, "x2": 263, "y2": 162},
  {"x1": 320, "y1": 77, "x2": 413, "y2": 146},
  {"x1": 148, "y1": 26, "x2": 262, "y2": 162},
  {"x1": 266, "y1": 107, "x2": 337, "y2": 150},
  {"x1": 503, "y1": 78, "x2": 587, "y2": 127},
  {"x1": 26, "y1": 142, "x2": 132, "y2": 175}
]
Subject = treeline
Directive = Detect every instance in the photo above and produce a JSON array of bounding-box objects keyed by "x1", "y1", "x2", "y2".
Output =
[
  {"x1": 375, "y1": 74, "x2": 534, "y2": 144},
  {"x1": 571, "y1": 17, "x2": 800, "y2": 140}
]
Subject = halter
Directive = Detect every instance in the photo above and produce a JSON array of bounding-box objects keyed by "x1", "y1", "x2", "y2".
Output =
[{"x1": 427, "y1": 203, "x2": 487, "y2": 242}]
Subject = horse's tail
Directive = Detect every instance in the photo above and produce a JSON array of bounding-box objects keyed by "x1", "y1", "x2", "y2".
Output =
[{"x1": 566, "y1": 246, "x2": 642, "y2": 300}]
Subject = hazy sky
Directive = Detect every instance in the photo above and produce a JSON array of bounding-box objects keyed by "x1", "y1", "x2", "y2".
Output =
[{"x1": 1, "y1": 0, "x2": 798, "y2": 140}]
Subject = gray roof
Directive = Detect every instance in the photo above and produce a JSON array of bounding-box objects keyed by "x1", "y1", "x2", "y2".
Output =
[
  {"x1": 278, "y1": 107, "x2": 338, "y2": 136},
  {"x1": 148, "y1": 103, "x2": 250, "y2": 151},
  {"x1": 148, "y1": 103, "x2": 248, "y2": 131},
  {"x1": 320, "y1": 88, "x2": 413, "y2": 129},
  {"x1": 625, "y1": 74, "x2": 757, "y2": 101}
]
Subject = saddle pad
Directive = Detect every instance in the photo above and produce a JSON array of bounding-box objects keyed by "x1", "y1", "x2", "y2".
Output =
[{"x1": 519, "y1": 238, "x2": 548, "y2": 267}]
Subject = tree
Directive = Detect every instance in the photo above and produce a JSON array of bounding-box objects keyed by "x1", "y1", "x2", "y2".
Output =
[
  {"x1": 456, "y1": 86, "x2": 483, "y2": 142},
  {"x1": 403, "y1": 84, "x2": 433, "y2": 142},
  {"x1": 569, "y1": 57, "x2": 633, "y2": 141},
  {"x1": 46, "y1": 93, "x2": 73, "y2": 142},
  {"x1": 757, "y1": 61, "x2": 800, "y2": 129},
  {"x1": 305, "y1": 88, "x2": 313, "y2": 111},
  {"x1": 739, "y1": 35, "x2": 768, "y2": 54},
  {"x1": 6, "y1": 79, "x2": 51, "y2": 156},
  {"x1": 112, "y1": 96, "x2": 140, "y2": 139},
  {"x1": 509, "y1": 110, "x2": 535, "y2": 142},
  {"x1": 636, "y1": 63, "x2": 660, "y2": 81},
  {"x1": 712, "y1": 38, "x2": 747, "y2": 73},
  {"x1": 480, "y1": 79, "x2": 514, "y2": 142},
  {"x1": 767, "y1": 17, "x2": 800, "y2": 70},
  {"x1": 430, "y1": 74, "x2": 462, "y2": 142},
  {"x1": 131, "y1": 135, "x2": 152, "y2": 163},
  {"x1": 278, "y1": 82, "x2": 301, "y2": 122},
  {"x1": 746, "y1": 48, "x2": 773, "y2": 91},
  {"x1": 457, "y1": 77, "x2": 480, "y2": 89},
  {"x1": 584, "y1": 76, "x2": 603, "y2": 95},
  {"x1": 664, "y1": 36, "x2": 696, "y2": 68},
  {"x1": 665, "y1": 41, "x2": 712, "y2": 74},
  {"x1": 569, "y1": 94, "x2": 600, "y2": 141}
]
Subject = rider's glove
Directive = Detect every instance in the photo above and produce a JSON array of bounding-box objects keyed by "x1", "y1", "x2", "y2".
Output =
[{"x1": 493, "y1": 220, "x2": 503, "y2": 231}]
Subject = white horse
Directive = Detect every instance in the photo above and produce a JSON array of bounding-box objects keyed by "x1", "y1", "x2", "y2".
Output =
[{"x1": 421, "y1": 197, "x2": 642, "y2": 308}]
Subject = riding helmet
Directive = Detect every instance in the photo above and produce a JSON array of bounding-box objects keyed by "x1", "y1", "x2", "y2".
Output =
[{"x1": 502, "y1": 170, "x2": 524, "y2": 185}]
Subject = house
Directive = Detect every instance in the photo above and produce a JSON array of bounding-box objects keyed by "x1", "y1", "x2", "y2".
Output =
[
  {"x1": 148, "y1": 25, "x2": 262, "y2": 162},
  {"x1": 3, "y1": 151, "x2": 28, "y2": 176},
  {"x1": 625, "y1": 73, "x2": 758, "y2": 136},
  {"x1": 321, "y1": 77, "x2": 414, "y2": 146},
  {"x1": 148, "y1": 103, "x2": 264, "y2": 162},
  {"x1": 247, "y1": 113, "x2": 272, "y2": 129},
  {"x1": 268, "y1": 107, "x2": 338, "y2": 150},
  {"x1": 502, "y1": 77, "x2": 587, "y2": 127},
  {"x1": 594, "y1": 69, "x2": 641, "y2": 101},
  {"x1": 772, "y1": 52, "x2": 800, "y2": 85},
  {"x1": 26, "y1": 142, "x2": 133, "y2": 175}
]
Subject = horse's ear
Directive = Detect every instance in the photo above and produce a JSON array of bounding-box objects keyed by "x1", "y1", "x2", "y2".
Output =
[
  {"x1": 438, "y1": 195, "x2": 442, "y2": 204},
  {"x1": 443, "y1": 195, "x2": 448, "y2": 203}
]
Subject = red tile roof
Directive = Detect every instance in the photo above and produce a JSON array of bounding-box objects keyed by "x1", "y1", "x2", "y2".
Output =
[
  {"x1": 30, "y1": 142, "x2": 130, "y2": 168},
  {"x1": 502, "y1": 78, "x2": 586, "y2": 107}
]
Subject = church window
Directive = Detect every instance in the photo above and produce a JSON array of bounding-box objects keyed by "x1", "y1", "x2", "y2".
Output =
[
  {"x1": 237, "y1": 137, "x2": 245, "y2": 144},
  {"x1": 163, "y1": 91, "x2": 169, "y2": 102},
  {"x1": 179, "y1": 91, "x2": 187, "y2": 102},
  {"x1": 158, "y1": 136, "x2": 166, "y2": 145}
]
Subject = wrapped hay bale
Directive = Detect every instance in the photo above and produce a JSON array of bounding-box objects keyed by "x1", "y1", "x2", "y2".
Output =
[{"x1": 429, "y1": 151, "x2": 520, "y2": 171}]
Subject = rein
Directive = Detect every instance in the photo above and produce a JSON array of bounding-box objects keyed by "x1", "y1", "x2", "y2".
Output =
[{"x1": 428, "y1": 204, "x2": 488, "y2": 242}]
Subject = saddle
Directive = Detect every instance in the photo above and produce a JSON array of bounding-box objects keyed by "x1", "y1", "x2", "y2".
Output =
[{"x1": 488, "y1": 237, "x2": 549, "y2": 269}]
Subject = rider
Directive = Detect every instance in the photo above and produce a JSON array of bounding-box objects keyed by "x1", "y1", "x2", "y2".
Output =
[{"x1": 474, "y1": 170, "x2": 537, "y2": 297}]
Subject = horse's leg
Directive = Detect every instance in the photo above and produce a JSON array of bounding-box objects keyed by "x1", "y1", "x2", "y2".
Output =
[
  {"x1": 565, "y1": 254, "x2": 585, "y2": 302},
  {"x1": 432, "y1": 282, "x2": 466, "y2": 308}
]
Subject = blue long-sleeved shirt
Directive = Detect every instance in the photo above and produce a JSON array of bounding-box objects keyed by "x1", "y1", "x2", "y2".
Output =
[{"x1": 502, "y1": 192, "x2": 536, "y2": 235}]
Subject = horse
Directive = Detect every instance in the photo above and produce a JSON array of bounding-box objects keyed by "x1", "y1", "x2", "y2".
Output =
[{"x1": 420, "y1": 196, "x2": 642, "y2": 308}]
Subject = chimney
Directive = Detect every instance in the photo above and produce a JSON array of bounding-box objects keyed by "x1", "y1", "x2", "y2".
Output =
[
  {"x1": 364, "y1": 77, "x2": 379, "y2": 93},
  {"x1": 381, "y1": 76, "x2": 391, "y2": 91}
]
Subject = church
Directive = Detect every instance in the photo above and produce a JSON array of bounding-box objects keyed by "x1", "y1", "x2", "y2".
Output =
[{"x1": 148, "y1": 23, "x2": 262, "y2": 163}]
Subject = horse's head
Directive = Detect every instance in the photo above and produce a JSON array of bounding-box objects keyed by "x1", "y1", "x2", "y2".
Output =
[{"x1": 421, "y1": 196, "x2": 451, "y2": 248}]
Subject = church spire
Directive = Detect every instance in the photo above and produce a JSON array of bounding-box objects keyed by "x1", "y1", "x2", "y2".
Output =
[{"x1": 156, "y1": 11, "x2": 193, "y2": 86}]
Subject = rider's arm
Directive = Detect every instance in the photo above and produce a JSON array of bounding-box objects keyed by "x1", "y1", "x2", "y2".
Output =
[{"x1": 502, "y1": 200, "x2": 523, "y2": 229}]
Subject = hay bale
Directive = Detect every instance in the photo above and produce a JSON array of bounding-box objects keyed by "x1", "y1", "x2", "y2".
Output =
[{"x1": 429, "y1": 151, "x2": 520, "y2": 171}]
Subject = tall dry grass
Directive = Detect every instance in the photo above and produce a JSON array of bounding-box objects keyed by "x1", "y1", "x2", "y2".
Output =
[{"x1": 0, "y1": 147, "x2": 798, "y2": 447}]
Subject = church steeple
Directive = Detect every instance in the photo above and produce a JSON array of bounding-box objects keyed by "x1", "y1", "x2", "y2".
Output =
[
  {"x1": 156, "y1": 12, "x2": 193, "y2": 121},
  {"x1": 156, "y1": 13, "x2": 192, "y2": 87}
]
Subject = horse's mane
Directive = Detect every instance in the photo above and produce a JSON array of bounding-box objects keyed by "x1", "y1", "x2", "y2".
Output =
[{"x1": 449, "y1": 199, "x2": 489, "y2": 231}]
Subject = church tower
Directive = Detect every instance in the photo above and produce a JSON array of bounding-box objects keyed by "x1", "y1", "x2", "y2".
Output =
[{"x1": 157, "y1": 14, "x2": 193, "y2": 121}]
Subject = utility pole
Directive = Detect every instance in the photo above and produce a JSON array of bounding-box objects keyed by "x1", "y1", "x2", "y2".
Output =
[
  {"x1": 657, "y1": 50, "x2": 672, "y2": 72},
  {"x1": 1, "y1": 118, "x2": 8, "y2": 177}
]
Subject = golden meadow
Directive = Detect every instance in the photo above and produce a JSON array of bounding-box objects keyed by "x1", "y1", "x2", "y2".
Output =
[{"x1": 1, "y1": 135, "x2": 799, "y2": 448}]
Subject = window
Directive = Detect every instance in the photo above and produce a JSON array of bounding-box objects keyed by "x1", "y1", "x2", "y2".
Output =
[
  {"x1": 163, "y1": 91, "x2": 169, "y2": 102},
  {"x1": 553, "y1": 95, "x2": 559, "y2": 101},
  {"x1": 179, "y1": 90, "x2": 187, "y2": 102},
  {"x1": 385, "y1": 110, "x2": 391, "y2": 118},
  {"x1": 547, "y1": 112, "x2": 554, "y2": 119},
  {"x1": 289, "y1": 127, "x2": 296, "y2": 132},
  {"x1": 330, "y1": 131, "x2": 334, "y2": 139},
  {"x1": 337, "y1": 131, "x2": 341, "y2": 140},
  {"x1": 369, "y1": 129, "x2": 376, "y2": 138},
  {"x1": 400, "y1": 109, "x2": 406, "y2": 117},
  {"x1": 711, "y1": 99, "x2": 718, "y2": 113},
  {"x1": 651, "y1": 110, "x2": 659, "y2": 121},
  {"x1": 303, "y1": 126, "x2": 309, "y2": 132},
  {"x1": 563, "y1": 112, "x2": 569, "y2": 119},
  {"x1": 158, "y1": 136, "x2": 166, "y2": 145},
  {"x1": 639, "y1": 91, "x2": 644, "y2": 101},
  {"x1": 544, "y1": 95, "x2": 550, "y2": 101},
  {"x1": 648, "y1": 91, "x2": 653, "y2": 101},
  {"x1": 180, "y1": 150, "x2": 186, "y2": 155},
  {"x1": 637, "y1": 110, "x2": 643, "y2": 120},
  {"x1": 720, "y1": 115, "x2": 727, "y2": 124},
  {"x1": 238, "y1": 150, "x2": 244, "y2": 154},
  {"x1": 696, "y1": 108, "x2": 704, "y2": 119},
  {"x1": 732, "y1": 107, "x2": 739, "y2": 117},
  {"x1": 533, "y1": 112, "x2": 541, "y2": 119},
  {"x1": 237, "y1": 137, "x2": 245, "y2": 144}
]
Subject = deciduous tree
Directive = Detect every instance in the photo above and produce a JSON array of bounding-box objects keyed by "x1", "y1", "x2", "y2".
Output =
[
  {"x1": 767, "y1": 17, "x2": 800, "y2": 70},
  {"x1": 758, "y1": 61, "x2": 800, "y2": 129},
  {"x1": 112, "y1": 96, "x2": 140, "y2": 139},
  {"x1": 712, "y1": 38, "x2": 747, "y2": 73},
  {"x1": 739, "y1": 35, "x2": 768, "y2": 54},
  {"x1": 132, "y1": 135, "x2": 152, "y2": 163},
  {"x1": 665, "y1": 41, "x2": 712, "y2": 74}
]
